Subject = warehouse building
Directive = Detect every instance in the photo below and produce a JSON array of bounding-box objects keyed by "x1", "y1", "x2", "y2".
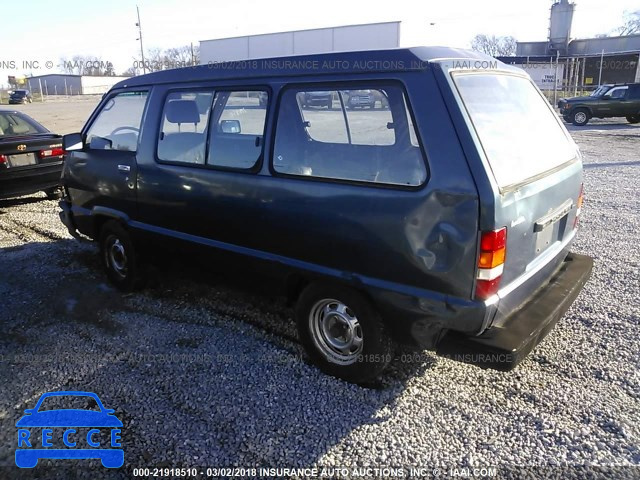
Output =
[
  {"x1": 199, "y1": 22, "x2": 401, "y2": 63},
  {"x1": 25, "y1": 74, "x2": 129, "y2": 95}
]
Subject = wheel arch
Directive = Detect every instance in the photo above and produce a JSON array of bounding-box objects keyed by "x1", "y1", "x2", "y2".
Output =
[
  {"x1": 573, "y1": 105, "x2": 593, "y2": 116},
  {"x1": 91, "y1": 207, "x2": 130, "y2": 239},
  {"x1": 286, "y1": 273, "x2": 386, "y2": 323}
]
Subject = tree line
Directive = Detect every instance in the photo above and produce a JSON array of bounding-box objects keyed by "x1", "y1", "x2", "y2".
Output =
[{"x1": 59, "y1": 45, "x2": 199, "y2": 77}]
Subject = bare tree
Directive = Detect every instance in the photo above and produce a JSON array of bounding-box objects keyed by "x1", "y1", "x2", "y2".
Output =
[
  {"x1": 615, "y1": 10, "x2": 640, "y2": 36},
  {"x1": 58, "y1": 55, "x2": 115, "y2": 76},
  {"x1": 59, "y1": 55, "x2": 84, "y2": 75},
  {"x1": 164, "y1": 45, "x2": 199, "y2": 66},
  {"x1": 144, "y1": 47, "x2": 165, "y2": 72},
  {"x1": 121, "y1": 64, "x2": 141, "y2": 77},
  {"x1": 471, "y1": 34, "x2": 517, "y2": 57},
  {"x1": 128, "y1": 45, "x2": 200, "y2": 74},
  {"x1": 596, "y1": 10, "x2": 640, "y2": 37}
]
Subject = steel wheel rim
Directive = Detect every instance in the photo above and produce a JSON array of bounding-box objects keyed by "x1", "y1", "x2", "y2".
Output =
[
  {"x1": 575, "y1": 112, "x2": 587, "y2": 124},
  {"x1": 309, "y1": 298, "x2": 363, "y2": 365},
  {"x1": 105, "y1": 235, "x2": 128, "y2": 279}
]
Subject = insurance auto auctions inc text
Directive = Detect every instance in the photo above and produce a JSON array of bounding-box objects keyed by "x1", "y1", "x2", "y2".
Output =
[{"x1": 182, "y1": 466, "x2": 498, "y2": 478}]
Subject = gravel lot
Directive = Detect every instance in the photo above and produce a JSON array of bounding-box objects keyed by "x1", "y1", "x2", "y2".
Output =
[
  {"x1": 0, "y1": 105, "x2": 639, "y2": 479},
  {"x1": 1, "y1": 95, "x2": 100, "y2": 134}
]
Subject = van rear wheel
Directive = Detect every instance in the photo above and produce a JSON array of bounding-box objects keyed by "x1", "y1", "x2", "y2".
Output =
[
  {"x1": 295, "y1": 283, "x2": 394, "y2": 384},
  {"x1": 99, "y1": 220, "x2": 144, "y2": 292}
]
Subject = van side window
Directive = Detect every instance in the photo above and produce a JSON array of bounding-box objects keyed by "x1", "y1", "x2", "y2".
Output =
[
  {"x1": 158, "y1": 91, "x2": 214, "y2": 165},
  {"x1": 208, "y1": 91, "x2": 268, "y2": 170},
  {"x1": 86, "y1": 91, "x2": 148, "y2": 152},
  {"x1": 274, "y1": 85, "x2": 426, "y2": 186}
]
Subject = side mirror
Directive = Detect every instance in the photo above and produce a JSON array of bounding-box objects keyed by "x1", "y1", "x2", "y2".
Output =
[
  {"x1": 220, "y1": 119, "x2": 241, "y2": 134},
  {"x1": 62, "y1": 132, "x2": 84, "y2": 152},
  {"x1": 89, "y1": 136, "x2": 112, "y2": 150}
]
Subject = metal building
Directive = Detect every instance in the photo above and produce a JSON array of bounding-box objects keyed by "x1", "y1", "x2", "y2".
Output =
[
  {"x1": 25, "y1": 74, "x2": 130, "y2": 95},
  {"x1": 199, "y1": 22, "x2": 401, "y2": 64},
  {"x1": 510, "y1": 1, "x2": 640, "y2": 87}
]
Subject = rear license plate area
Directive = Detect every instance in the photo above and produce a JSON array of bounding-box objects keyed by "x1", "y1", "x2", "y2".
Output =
[
  {"x1": 9, "y1": 153, "x2": 37, "y2": 167},
  {"x1": 535, "y1": 215, "x2": 569, "y2": 253},
  {"x1": 534, "y1": 199, "x2": 573, "y2": 254}
]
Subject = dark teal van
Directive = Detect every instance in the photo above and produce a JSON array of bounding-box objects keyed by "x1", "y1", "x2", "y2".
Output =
[{"x1": 59, "y1": 47, "x2": 593, "y2": 383}]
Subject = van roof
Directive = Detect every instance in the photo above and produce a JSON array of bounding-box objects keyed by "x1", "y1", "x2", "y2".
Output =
[{"x1": 114, "y1": 46, "x2": 503, "y2": 89}]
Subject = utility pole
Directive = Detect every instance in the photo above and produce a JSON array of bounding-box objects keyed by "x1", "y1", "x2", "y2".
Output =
[
  {"x1": 597, "y1": 49, "x2": 604, "y2": 86},
  {"x1": 136, "y1": 5, "x2": 147, "y2": 74}
]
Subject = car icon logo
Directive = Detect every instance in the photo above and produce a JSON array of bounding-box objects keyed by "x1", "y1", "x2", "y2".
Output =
[{"x1": 15, "y1": 391, "x2": 123, "y2": 468}]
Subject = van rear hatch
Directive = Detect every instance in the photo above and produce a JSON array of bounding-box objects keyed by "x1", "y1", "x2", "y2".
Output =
[{"x1": 451, "y1": 70, "x2": 584, "y2": 327}]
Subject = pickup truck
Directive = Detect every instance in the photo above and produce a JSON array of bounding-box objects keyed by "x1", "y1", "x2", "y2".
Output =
[{"x1": 558, "y1": 83, "x2": 640, "y2": 126}]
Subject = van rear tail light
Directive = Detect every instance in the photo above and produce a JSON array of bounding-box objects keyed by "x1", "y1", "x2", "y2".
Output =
[
  {"x1": 39, "y1": 147, "x2": 64, "y2": 158},
  {"x1": 475, "y1": 227, "x2": 507, "y2": 300},
  {"x1": 574, "y1": 183, "x2": 584, "y2": 229}
]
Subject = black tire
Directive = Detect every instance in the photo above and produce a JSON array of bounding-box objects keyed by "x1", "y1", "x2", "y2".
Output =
[
  {"x1": 295, "y1": 282, "x2": 394, "y2": 384},
  {"x1": 99, "y1": 220, "x2": 144, "y2": 292},
  {"x1": 563, "y1": 115, "x2": 572, "y2": 123},
  {"x1": 571, "y1": 108, "x2": 590, "y2": 126},
  {"x1": 44, "y1": 187, "x2": 63, "y2": 200},
  {"x1": 626, "y1": 115, "x2": 640, "y2": 124}
]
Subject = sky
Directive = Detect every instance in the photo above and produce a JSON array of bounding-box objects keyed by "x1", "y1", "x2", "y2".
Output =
[{"x1": 1, "y1": 0, "x2": 638, "y2": 86}]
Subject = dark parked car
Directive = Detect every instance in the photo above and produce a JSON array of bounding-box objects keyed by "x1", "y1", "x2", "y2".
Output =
[
  {"x1": 345, "y1": 89, "x2": 377, "y2": 109},
  {"x1": 557, "y1": 83, "x2": 640, "y2": 126},
  {"x1": 299, "y1": 91, "x2": 334, "y2": 109},
  {"x1": 59, "y1": 47, "x2": 592, "y2": 384},
  {"x1": 9, "y1": 89, "x2": 33, "y2": 105},
  {"x1": 0, "y1": 110, "x2": 64, "y2": 199}
]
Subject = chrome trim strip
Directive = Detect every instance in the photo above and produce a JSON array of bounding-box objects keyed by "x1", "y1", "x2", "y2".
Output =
[{"x1": 534, "y1": 199, "x2": 573, "y2": 232}]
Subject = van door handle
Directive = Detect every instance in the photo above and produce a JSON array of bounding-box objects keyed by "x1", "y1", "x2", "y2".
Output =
[{"x1": 117, "y1": 165, "x2": 131, "y2": 173}]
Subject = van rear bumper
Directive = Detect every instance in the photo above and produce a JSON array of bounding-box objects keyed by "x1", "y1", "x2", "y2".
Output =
[{"x1": 435, "y1": 252, "x2": 593, "y2": 370}]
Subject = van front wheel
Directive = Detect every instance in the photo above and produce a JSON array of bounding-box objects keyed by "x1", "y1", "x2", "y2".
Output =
[
  {"x1": 99, "y1": 220, "x2": 144, "y2": 292},
  {"x1": 295, "y1": 283, "x2": 394, "y2": 384}
]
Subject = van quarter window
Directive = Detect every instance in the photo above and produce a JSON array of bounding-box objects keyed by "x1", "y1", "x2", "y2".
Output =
[
  {"x1": 273, "y1": 85, "x2": 426, "y2": 186},
  {"x1": 207, "y1": 90, "x2": 268, "y2": 170},
  {"x1": 157, "y1": 91, "x2": 214, "y2": 165},
  {"x1": 86, "y1": 91, "x2": 148, "y2": 152}
]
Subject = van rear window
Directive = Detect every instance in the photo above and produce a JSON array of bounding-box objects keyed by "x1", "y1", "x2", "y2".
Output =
[{"x1": 453, "y1": 73, "x2": 577, "y2": 189}]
